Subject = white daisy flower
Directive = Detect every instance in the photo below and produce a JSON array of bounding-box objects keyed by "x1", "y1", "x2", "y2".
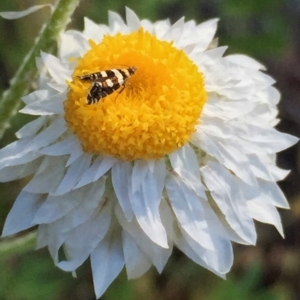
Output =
[{"x1": 1, "y1": 7, "x2": 298, "y2": 299}]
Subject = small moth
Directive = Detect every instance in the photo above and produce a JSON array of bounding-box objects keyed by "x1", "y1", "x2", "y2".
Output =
[{"x1": 78, "y1": 67, "x2": 137, "y2": 104}]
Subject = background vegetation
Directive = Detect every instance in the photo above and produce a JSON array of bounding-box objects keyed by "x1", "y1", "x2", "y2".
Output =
[{"x1": 0, "y1": 0, "x2": 300, "y2": 299}]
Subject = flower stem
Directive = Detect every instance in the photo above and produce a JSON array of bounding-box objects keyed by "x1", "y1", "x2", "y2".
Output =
[
  {"x1": 0, "y1": 232, "x2": 36, "y2": 259},
  {"x1": 0, "y1": 0, "x2": 81, "y2": 139}
]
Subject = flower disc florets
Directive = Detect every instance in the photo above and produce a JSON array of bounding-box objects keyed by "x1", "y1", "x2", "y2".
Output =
[{"x1": 64, "y1": 29, "x2": 207, "y2": 160}]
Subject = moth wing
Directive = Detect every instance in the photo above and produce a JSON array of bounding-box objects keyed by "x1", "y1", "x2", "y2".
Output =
[{"x1": 95, "y1": 76, "x2": 109, "y2": 83}]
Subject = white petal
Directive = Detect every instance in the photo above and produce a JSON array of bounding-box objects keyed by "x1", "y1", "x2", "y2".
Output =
[
  {"x1": 259, "y1": 180, "x2": 290, "y2": 209},
  {"x1": 176, "y1": 224, "x2": 233, "y2": 275},
  {"x1": 178, "y1": 20, "x2": 197, "y2": 48},
  {"x1": 0, "y1": 157, "x2": 42, "y2": 182},
  {"x1": 201, "y1": 161, "x2": 257, "y2": 244},
  {"x1": 39, "y1": 134, "x2": 84, "y2": 169},
  {"x1": 55, "y1": 178, "x2": 106, "y2": 233},
  {"x1": 30, "y1": 117, "x2": 67, "y2": 150},
  {"x1": 225, "y1": 54, "x2": 266, "y2": 70},
  {"x1": 159, "y1": 198, "x2": 175, "y2": 236},
  {"x1": 122, "y1": 230, "x2": 151, "y2": 279},
  {"x1": 115, "y1": 204, "x2": 171, "y2": 273},
  {"x1": 52, "y1": 154, "x2": 92, "y2": 196},
  {"x1": 112, "y1": 161, "x2": 134, "y2": 221},
  {"x1": 47, "y1": 225, "x2": 78, "y2": 265},
  {"x1": 215, "y1": 78, "x2": 256, "y2": 100},
  {"x1": 169, "y1": 145, "x2": 207, "y2": 199},
  {"x1": 131, "y1": 160, "x2": 149, "y2": 194},
  {"x1": 47, "y1": 82, "x2": 67, "y2": 93},
  {"x1": 191, "y1": 18, "x2": 219, "y2": 53},
  {"x1": 0, "y1": 117, "x2": 66, "y2": 169},
  {"x1": 129, "y1": 159, "x2": 168, "y2": 248},
  {"x1": 75, "y1": 155, "x2": 116, "y2": 189},
  {"x1": 216, "y1": 140, "x2": 257, "y2": 185},
  {"x1": 193, "y1": 131, "x2": 257, "y2": 186},
  {"x1": 193, "y1": 46, "x2": 227, "y2": 67},
  {"x1": 91, "y1": 228, "x2": 124, "y2": 299},
  {"x1": 22, "y1": 90, "x2": 52, "y2": 105},
  {"x1": 125, "y1": 7, "x2": 140, "y2": 31},
  {"x1": 140, "y1": 19, "x2": 154, "y2": 33},
  {"x1": 94, "y1": 156, "x2": 117, "y2": 180},
  {"x1": 260, "y1": 86, "x2": 280, "y2": 106},
  {"x1": 58, "y1": 201, "x2": 111, "y2": 271},
  {"x1": 0, "y1": 152, "x2": 42, "y2": 170},
  {"x1": 0, "y1": 4, "x2": 52, "y2": 19},
  {"x1": 36, "y1": 179, "x2": 106, "y2": 263},
  {"x1": 66, "y1": 148, "x2": 84, "y2": 167},
  {"x1": 108, "y1": 10, "x2": 126, "y2": 28},
  {"x1": 59, "y1": 30, "x2": 89, "y2": 60},
  {"x1": 247, "y1": 197, "x2": 283, "y2": 236},
  {"x1": 249, "y1": 154, "x2": 290, "y2": 182},
  {"x1": 23, "y1": 155, "x2": 67, "y2": 194},
  {"x1": 32, "y1": 183, "x2": 95, "y2": 224},
  {"x1": 35, "y1": 224, "x2": 48, "y2": 249},
  {"x1": 153, "y1": 20, "x2": 171, "y2": 38},
  {"x1": 83, "y1": 17, "x2": 108, "y2": 41},
  {"x1": 0, "y1": 139, "x2": 31, "y2": 168},
  {"x1": 248, "y1": 154, "x2": 277, "y2": 181},
  {"x1": 201, "y1": 97, "x2": 255, "y2": 120},
  {"x1": 162, "y1": 17, "x2": 184, "y2": 45},
  {"x1": 147, "y1": 159, "x2": 155, "y2": 173},
  {"x1": 240, "y1": 125, "x2": 299, "y2": 154},
  {"x1": 199, "y1": 196, "x2": 246, "y2": 244},
  {"x1": 37, "y1": 222, "x2": 67, "y2": 263},
  {"x1": 15, "y1": 117, "x2": 46, "y2": 139},
  {"x1": 268, "y1": 164, "x2": 290, "y2": 181},
  {"x1": 2, "y1": 192, "x2": 43, "y2": 237},
  {"x1": 183, "y1": 43, "x2": 197, "y2": 55},
  {"x1": 73, "y1": 156, "x2": 102, "y2": 189},
  {"x1": 173, "y1": 226, "x2": 225, "y2": 278},
  {"x1": 40, "y1": 51, "x2": 72, "y2": 84},
  {"x1": 20, "y1": 92, "x2": 65, "y2": 115},
  {"x1": 39, "y1": 135, "x2": 79, "y2": 156},
  {"x1": 185, "y1": 231, "x2": 232, "y2": 275},
  {"x1": 165, "y1": 172, "x2": 214, "y2": 250}
]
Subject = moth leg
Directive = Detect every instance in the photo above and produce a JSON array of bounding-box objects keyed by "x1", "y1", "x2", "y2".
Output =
[{"x1": 114, "y1": 84, "x2": 126, "y2": 101}]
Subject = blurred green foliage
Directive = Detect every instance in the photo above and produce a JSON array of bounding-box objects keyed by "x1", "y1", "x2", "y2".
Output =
[
  {"x1": 0, "y1": 252, "x2": 70, "y2": 300},
  {"x1": 209, "y1": 264, "x2": 276, "y2": 300},
  {"x1": 0, "y1": 0, "x2": 299, "y2": 299}
]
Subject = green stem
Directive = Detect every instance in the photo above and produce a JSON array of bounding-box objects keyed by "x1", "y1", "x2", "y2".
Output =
[
  {"x1": 0, "y1": 0, "x2": 81, "y2": 139},
  {"x1": 0, "y1": 231, "x2": 36, "y2": 259}
]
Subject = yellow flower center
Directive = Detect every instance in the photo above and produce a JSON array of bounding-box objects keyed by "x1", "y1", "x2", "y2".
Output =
[{"x1": 64, "y1": 29, "x2": 207, "y2": 160}]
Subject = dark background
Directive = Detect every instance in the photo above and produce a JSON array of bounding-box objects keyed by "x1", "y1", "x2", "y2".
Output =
[{"x1": 0, "y1": 0, "x2": 300, "y2": 299}]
